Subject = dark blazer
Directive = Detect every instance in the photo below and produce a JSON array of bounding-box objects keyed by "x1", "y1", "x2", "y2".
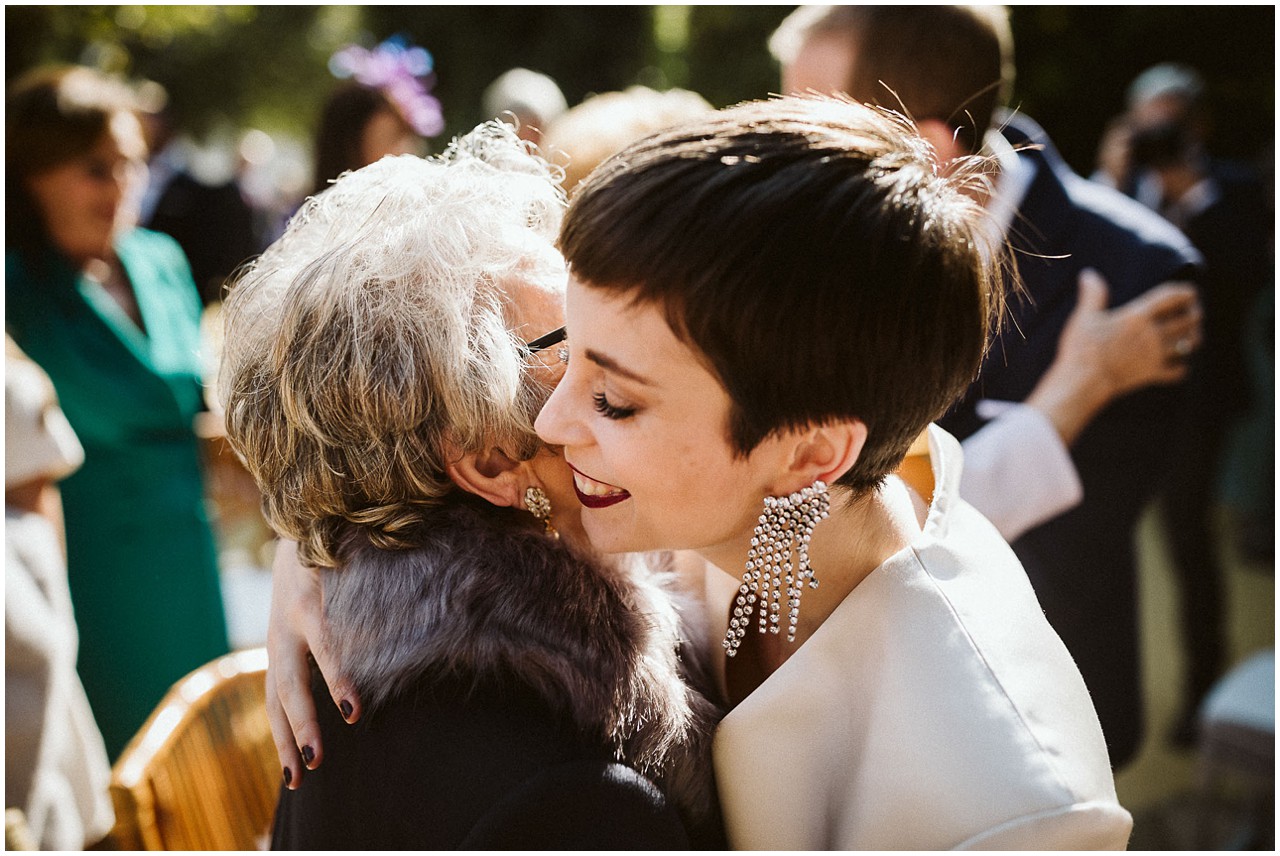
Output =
[
  {"x1": 271, "y1": 670, "x2": 689, "y2": 850},
  {"x1": 1180, "y1": 159, "x2": 1273, "y2": 419},
  {"x1": 938, "y1": 113, "x2": 1202, "y2": 768}
]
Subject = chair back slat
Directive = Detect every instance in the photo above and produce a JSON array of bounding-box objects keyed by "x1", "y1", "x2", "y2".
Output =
[{"x1": 109, "y1": 649, "x2": 278, "y2": 850}]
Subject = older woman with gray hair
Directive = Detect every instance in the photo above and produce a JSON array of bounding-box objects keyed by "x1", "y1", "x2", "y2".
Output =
[{"x1": 219, "y1": 123, "x2": 719, "y2": 848}]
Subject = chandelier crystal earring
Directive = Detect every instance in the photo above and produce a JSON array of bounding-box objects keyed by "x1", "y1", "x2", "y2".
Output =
[
  {"x1": 723, "y1": 480, "x2": 830, "y2": 657},
  {"x1": 524, "y1": 486, "x2": 558, "y2": 539}
]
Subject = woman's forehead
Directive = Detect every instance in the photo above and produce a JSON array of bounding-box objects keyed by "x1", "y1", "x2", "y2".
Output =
[{"x1": 504, "y1": 270, "x2": 567, "y2": 340}]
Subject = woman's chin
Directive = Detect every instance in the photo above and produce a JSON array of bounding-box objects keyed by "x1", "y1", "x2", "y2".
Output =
[
  {"x1": 60, "y1": 235, "x2": 115, "y2": 267},
  {"x1": 578, "y1": 510, "x2": 647, "y2": 558}
]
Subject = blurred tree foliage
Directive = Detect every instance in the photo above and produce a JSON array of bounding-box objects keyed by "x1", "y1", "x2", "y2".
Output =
[
  {"x1": 6, "y1": 5, "x2": 1273, "y2": 175},
  {"x1": 1007, "y1": 6, "x2": 1274, "y2": 172},
  {"x1": 683, "y1": 6, "x2": 792, "y2": 105},
  {"x1": 361, "y1": 5, "x2": 653, "y2": 138},
  {"x1": 5, "y1": 6, "x2": 361, "y2": 137}
]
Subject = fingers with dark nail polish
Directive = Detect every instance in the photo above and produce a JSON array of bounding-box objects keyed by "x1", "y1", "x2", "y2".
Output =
[
  {"x1": 340, "y1": 699, "x2": 354, "y2": 721},
  {"x1": 301, "y1": 744, "x2": 315, "y2": 766}
]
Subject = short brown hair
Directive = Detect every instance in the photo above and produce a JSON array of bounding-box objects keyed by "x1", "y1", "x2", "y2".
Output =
[
  {"x1": 6, "y1": 65, "x2": 142, "y2": 254},
  {"x1": 770, "y1": 5, "x2": 1013, "y2": 153},
  {"x1": 311, "y1": 82, "x2": 398, "y2": 195},
  {"x1": 560, "y1": 96, "x2": 1004, "y2": 494}
]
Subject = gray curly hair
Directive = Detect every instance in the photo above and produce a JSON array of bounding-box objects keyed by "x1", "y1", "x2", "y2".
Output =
[{"x1": 220, "y1": 122, "x2": 566, "y2": 568}]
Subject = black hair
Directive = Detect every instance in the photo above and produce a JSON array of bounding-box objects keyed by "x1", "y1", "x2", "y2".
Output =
[{"x1": 560, "y1": 96, "x2": 1004, "y2": 493}]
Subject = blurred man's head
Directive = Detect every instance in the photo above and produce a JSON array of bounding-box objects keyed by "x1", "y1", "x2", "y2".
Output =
[
  {"x1": 770, "y1": 5, "x2": 1013, "y2": 158},
  {"x1": 1126, "y1": 63, "x2": 1205, "y2": 129},
  {"x1": 482, "y1": 68, "x2": 568, "y2": 145}
]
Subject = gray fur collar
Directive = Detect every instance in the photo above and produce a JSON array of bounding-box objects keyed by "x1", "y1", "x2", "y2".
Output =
[{"x1": 320, "y1": 499, "x2": 721, "y2": 828}]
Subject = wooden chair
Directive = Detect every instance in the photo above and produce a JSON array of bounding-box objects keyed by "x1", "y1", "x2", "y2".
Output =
[{"x1": 108, "y1": 648, "x2": 280, "y2": 850}]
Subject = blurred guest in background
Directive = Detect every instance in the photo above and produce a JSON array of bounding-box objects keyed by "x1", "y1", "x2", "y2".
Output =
[
  {"x1": 5, "y1": 341, "x2": 115, "y2": 851},
  {"x1": 310, "y1": 36, "x2": 443, "y2": 197},
  {"x1": 1094, "y1": 63, "x2": 1212, "y2": 206},
  {"x1": 770, "y1": 5, "x2": 1204, "y2": 768},
  {"x1": 6, "y1": 65, "x2": 230, "y2": 759},
  {"x1": 482, "y1": 67, "x2": 567, "y2": 146},
  {"x1": 541, "y1": 85, "x2": 713, "y2": 194},
  {"x1": 1099, "y1": 63, "x2": 1275, "y2": 744},
  {"x1": 140, "y1": 106, "x2": 262, "y2": 305}
]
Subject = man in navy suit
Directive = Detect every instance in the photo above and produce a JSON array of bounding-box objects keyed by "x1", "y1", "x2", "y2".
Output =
[
  {"x1": 770, "y1": 5, "x2": 1203, "y2": 768},
  {"x1": 1110, "y1": 65, "x2": 1275, "y2": 743}
]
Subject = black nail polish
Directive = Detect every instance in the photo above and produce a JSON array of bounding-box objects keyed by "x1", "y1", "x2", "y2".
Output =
[
  {"x1": 340, "y1": 699, "x2": 354, "y2": 720},
  {"x1": 283, "y1": 766, "x2": 293, "y2": 786},
  {"x1": 301, "y1": 745, "x2": 315, "y2": 765}
]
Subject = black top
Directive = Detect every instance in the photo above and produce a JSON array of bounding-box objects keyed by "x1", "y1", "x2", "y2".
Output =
[{"x1": 271, "y1": 668, "x2": 690, "y2": 850}]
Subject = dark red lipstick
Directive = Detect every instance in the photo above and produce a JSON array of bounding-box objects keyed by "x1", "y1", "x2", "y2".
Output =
[{"x1": 568, "y1": 464, "x2": 632, "y2": 509}]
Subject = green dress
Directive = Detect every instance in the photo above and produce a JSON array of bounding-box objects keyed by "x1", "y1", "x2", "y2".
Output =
[{"x1": 7, "y1": 229, "x2": 230, "y2": 759}]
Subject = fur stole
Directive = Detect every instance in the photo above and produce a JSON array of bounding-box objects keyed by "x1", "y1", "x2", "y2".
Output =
[{"x1": 320, "y1": 498, "x2": 723, "y2": 834}]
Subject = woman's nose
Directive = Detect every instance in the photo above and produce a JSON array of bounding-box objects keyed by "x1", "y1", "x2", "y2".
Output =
[{"x1": 534, "y1": 375, "x2": 579, "y2": 447}]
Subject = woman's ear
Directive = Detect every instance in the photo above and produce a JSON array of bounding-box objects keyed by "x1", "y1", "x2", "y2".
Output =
[
  {"x1": 775, "y1": 419, "x2": 867, "y2": 493},
  {"x1": 445, "y1": 447, "x2": 526, "y2": 508}
]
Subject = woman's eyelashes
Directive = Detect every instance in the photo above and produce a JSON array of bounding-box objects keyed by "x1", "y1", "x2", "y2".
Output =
[
  {"x1": 592, "y1": 391, "x2": 637, "y2": 420},
  {"x1": 561, "y1": 341, "x2": 638, "y2": 419}
]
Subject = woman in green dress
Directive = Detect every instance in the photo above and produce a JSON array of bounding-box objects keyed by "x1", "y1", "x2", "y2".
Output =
[{"x1": 6, "y1": 66, "x2": 230, "y2": 759}]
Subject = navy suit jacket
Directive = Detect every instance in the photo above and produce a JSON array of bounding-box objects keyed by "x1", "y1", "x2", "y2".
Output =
[{"x1": 938, "y1": 113, "x2": 1202, "y2": 768}]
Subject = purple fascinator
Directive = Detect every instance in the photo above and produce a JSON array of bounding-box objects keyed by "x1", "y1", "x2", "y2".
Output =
[{"x1": 329, "y1": 35, "x2": 445, "y2": 138}]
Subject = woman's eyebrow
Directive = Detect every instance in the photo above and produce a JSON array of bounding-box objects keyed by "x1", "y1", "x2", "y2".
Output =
[{"x1": 585, "y1": 348, "x2": 654, "y2": 386}]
